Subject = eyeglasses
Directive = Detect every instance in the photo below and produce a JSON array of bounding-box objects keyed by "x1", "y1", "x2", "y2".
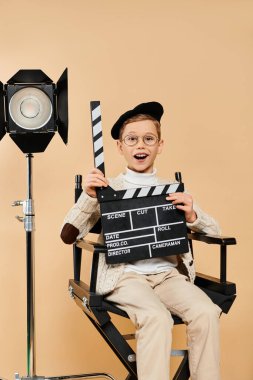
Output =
[{"x1": 122, "y1": 134, "x2": 159, "y2": 146}]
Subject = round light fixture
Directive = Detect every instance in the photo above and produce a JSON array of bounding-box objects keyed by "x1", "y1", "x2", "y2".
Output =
[
  {"x1": 0, "y1": 68, "x2": 68, "y2": 153},
  {"x1": 9, "y1": 87, "x2": 53, "y2": 130}
]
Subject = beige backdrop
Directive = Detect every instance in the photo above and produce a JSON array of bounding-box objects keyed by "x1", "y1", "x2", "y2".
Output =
[{"x1": 0, "y1": 0, "x2": 252, "y2": 379}]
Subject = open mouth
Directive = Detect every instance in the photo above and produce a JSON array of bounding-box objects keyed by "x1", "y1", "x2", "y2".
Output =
[{"x1": 134, "y1": 153, "x2": 148, "y2": 160}]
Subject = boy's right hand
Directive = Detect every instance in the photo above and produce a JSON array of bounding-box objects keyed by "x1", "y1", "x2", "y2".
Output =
[{"x1": 84, "y1": 168, "x2": 109, "y2": 198}]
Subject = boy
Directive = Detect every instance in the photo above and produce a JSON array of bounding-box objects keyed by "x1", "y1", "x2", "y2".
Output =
[{"x1": 61, "y1": 102, "x2": 221, "y2": 380}]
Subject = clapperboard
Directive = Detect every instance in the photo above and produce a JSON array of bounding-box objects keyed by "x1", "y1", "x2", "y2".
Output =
[{"x1": 90, "y1": 101, "x2": 189, "y2": 264}]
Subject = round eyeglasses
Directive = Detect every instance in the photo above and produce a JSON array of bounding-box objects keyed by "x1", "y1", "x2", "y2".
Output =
[{"x1": 122, "y1": 134, "x2": 159, "y2": 146}]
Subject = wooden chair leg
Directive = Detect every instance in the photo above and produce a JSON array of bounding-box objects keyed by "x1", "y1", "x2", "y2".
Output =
[{"x1": 172, "y1": 351, "x2": 190, "y2": 380}]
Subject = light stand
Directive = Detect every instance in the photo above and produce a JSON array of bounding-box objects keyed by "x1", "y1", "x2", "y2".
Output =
[
  {"x1": 0, "y1": 69, "x2": 116, "y2": 380},
  {"x1": 12, "y1": 153, "x2": 36, "y2": 379},
  {"x1": 12, "y1": 154, "x2": 115, "y2": 380}
]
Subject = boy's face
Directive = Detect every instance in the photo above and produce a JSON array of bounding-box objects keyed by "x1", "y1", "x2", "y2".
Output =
[{"x1": 117, "y1": 119, "x2": 164, "y2": 173}]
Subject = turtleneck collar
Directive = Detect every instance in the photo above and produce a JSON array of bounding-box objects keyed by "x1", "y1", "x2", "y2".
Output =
[{"x1": 122, "y1": 167, "x2": 158, "y2": 186}]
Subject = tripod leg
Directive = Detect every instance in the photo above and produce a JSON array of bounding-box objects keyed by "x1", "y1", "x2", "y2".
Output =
[{"x1": 47, "y1": 373, "x2": 117, "y2": 380}]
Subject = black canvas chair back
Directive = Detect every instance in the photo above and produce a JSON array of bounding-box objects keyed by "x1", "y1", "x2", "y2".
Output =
[{"x1": 69, "y1": 174, "x2": 236, "y2": 380}]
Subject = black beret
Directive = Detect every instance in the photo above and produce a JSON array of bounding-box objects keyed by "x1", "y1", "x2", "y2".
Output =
[{"x1": 111, "y1": 101, "x2": 164, "y2": 140}]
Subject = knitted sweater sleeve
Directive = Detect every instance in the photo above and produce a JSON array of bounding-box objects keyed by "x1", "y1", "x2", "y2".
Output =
[
  {"x1": 187, "y1": 202, "x2": 221, "y2": 235},
  {"x1": 60, "y1": 190, "x2": 101, "y2": 244}
]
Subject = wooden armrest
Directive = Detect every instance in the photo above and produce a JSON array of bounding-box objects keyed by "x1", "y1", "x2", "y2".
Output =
[
  {"x1": 188, "y1": 232, "x2": 236, "y2": 283},
  {"x1": 76, "y1": 238, "x2": 107, "y2": 253},
  {"x1": 75, "y1": 233, "x2": 236, "y2": 285},
  {"x1": 188, "y1": 232, "x2": 236, "y2": 246},
  {"x1": 195, "y1": 273, "x2": 236, "y2": 295},
  {"x1": 78, "y1": 234, "x2": 237, "y2": 250},
  {"x1": 77, "y1": 234, "x2": 237, "y2": 250}
]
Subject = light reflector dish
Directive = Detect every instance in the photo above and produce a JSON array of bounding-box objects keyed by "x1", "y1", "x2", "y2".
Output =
[{"x1": 9, "y1": 87, "x2": 53, "y2": 130}]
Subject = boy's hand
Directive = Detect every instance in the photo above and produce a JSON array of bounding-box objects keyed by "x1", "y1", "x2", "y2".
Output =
[
  {"x1": 166, "y1": 192, "x2": 197, "y2": 223},
  {"x1": 84, "y1": 168, "x2": 109, "y2": 198}
]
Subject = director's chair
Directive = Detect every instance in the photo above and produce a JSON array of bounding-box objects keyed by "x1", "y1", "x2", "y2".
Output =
[{"x1": 68, "y1": 174, "x2": 236, "y2": 380}]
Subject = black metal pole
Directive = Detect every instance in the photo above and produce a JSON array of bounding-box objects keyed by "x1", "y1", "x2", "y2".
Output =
[
  {"x1": 13, "y1": 158, "x2": 116, "y2": 380},
  {"x1": 26, "y1": 153, "x2": 36, "y2": 377}
]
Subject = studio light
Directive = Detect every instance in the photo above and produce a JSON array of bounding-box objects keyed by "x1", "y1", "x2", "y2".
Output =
[
  {"x1": 1, "y1": 72, "x2": 115, "y2": 380},
  {"x1": 0, "y1": 68, "x2": 68, "y2": 153},
  {"x1": 0, "y1": 68, "x2": 69, "y2": 380}
]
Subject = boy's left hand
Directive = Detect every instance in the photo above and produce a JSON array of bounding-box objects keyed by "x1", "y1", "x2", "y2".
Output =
[{"x1": 166, "y1": 192, "x2": 197, "y2": 223}]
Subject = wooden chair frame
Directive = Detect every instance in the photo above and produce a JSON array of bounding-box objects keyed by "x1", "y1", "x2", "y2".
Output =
[{"x1": 68, "y1": 175, "x2": 236, "y2": 380}]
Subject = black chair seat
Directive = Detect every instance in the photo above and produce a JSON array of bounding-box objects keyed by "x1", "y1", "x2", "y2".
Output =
[{"x1": 69, "y1": 277, "x2": 235, "y2": 330}]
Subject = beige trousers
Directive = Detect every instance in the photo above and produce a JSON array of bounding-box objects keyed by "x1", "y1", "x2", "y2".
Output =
[{"x1": 106, "y1": 268, "x2": 221, "y2": 380}]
